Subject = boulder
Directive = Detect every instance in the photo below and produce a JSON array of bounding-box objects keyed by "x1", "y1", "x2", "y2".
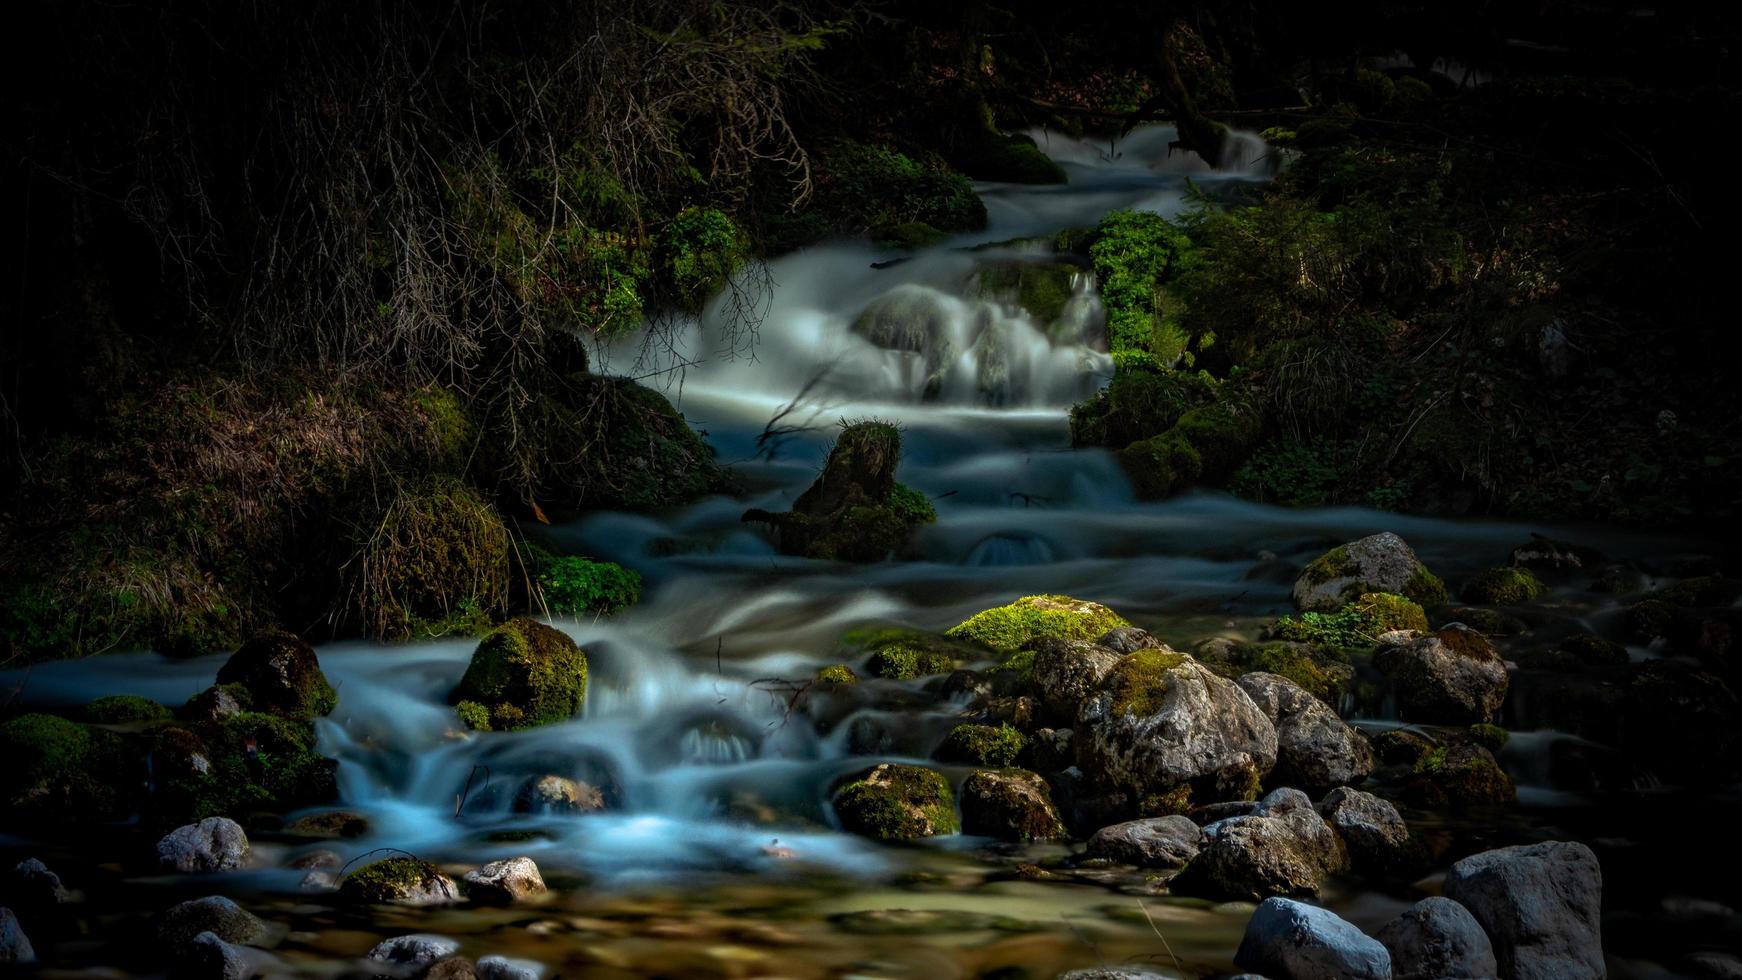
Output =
[
  {"x1": 463, "y1": 857, "x2": 546, "y2": 905},
  {"x1": 0, "y1": 908, "x2": 34, "y2": 964},
  {"x1": 450, "y1": 619, "x2": 587, "y2": 732},
  {"x1": 935, "y1": 723, "x2": 1027, "y2": 768},
  {"x1": 1251, "y1": 788, "x2": 1346, "y2": 875},
  {"x1": 1443, "y1": 841, "x2": 1604, "y2": 980},
  {"x1": 831, "y1": 764, "x2": 958, "y2": 839},
  {"x1": 1238, "y1": 672, "x2": 1374, "y2": 791},
  {"x1": 1462, "y1": 567, "x2": 1547, "y2": 606},
  {"x1": 284, "y1": 810, "x2": 371, "y2": 839},
  {"x1": 1031, "y1": 638, "x2": 1123, "y2": 724},
  {"x1": 1098, "y1": 627, "x2": 1167, "y2": 654},
  {"x1": 959, "y1": 768, "x2": 1065, "y2": 842},
  {"x1": 477, "y1": 956, "x2": 545, "y2": 980},
  {"x1": 512, "y1": 775, "x2": 606, "y2": 815},
  {"x1": 215, "y1": 629, "x2": 338, "y2": 717},
  {"x1": 1075, "y1": 649, "x2": 1277, "y2": 803},
  {"x1": 8, "y1": 858, "x2": 71, "y2": 906},
  {"x1": 1510, "y1": 536, "x2": 1604, "y2": 575},
  {"x1": 1171, "y1": 814, "x2": 1327, "y2": 901},
  {"x1": 741, "y1": 421, "x2": 935, "y2": 561},
  {"x1": 947, "y1": 595, "x2": 1130, "y2": 653},
  {"x1": 1404, "y1": 741, "x2": 1515, "y2": 808},
  {"x1": 428, "y1": 959, "x2": 480, "y2": 980},
  {"x1": 1376, "y1": 896, "x2": 1498, "y2": 980},
  {"x1": 180, "y1": 685, "x2": 247, "y2": 724},
  {"x1": 157, "y1": 896, "x2": 270, "y2": 951},
  {"x1": 367, "y1": 934, "x2": 462, "y2": 974},
  {"x1": 1234, "y1": 897, "x2": 1392, "y2": 980},
  {"x1": 1086, "y1": 815, "x2": 1201, "y2": 869},
  {"x1": 1317, "y1": 787, "x2": 1411, "y2": 876},
  {"x1": 1374, "y1": 626, "x2": 1509, "y2": 724},
  {"x1": 339, "y1": 858, "x2": 460, "y2": 906},
  {"x1": 185, "y1": 930, "x2": 254, "y2": 980},
  {"x1": 157, "y1": 817, "x2": 250, "y2": 873},
  {"x1": 1293, "y1": 532, "x2": 1446, "y2": 611}
]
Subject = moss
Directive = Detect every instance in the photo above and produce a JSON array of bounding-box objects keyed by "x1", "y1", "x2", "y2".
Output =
[
  {"x1": 955, "y1": 132, "x2": 1066, "y2": 184},
  {"x1": 936, "y1": 723, "x2": 1026, "y2": 767},
  {"x1": 1104, "y1": 648, "x2": 1191, "y2": 717},
  {"x1": 991, "y1": 648, "x2": 1038, "y2": 688},
  {"x1": 1199, "y1": 641, "x2": 1354, "y2": 704},
  {"x1": 959, "y1": 768, "x2": 1065, "y2": 842},
  {"x1": 216, "y1": 629, "x2": 338, "y2": 718},
  {"x1": 1408, "y1": 743, "x2": 1514, "y2": 808},
  {"x1": 1371, "y1": 729, "x2": 1433, "y2": 765},
  {"x1": 529, "y1": 375, "x2": 728, "y2": 513},
  {"x1": 1623, "y1": 599, "x2": 1683, "y2": 643},
  {"x1": 1645, "y1": 576, "x2": 1740, "y2": 608},
  {"x1": 455, "y1": 700, "x2": 493, "y2": 731},
  {"x1": 749, "y1": 421, "x2": 932, "y2": 561},
  {"x1": 410, "y1": 385, "x2": 477, "y2": 473},
  {"x1": 888, "y1": 483, "x2": 937, "y2": 525},
  {"x1": 1468, "y1": 723, "x2": 1510, "y2": 752},
  {"x1": 1357, "y1": 593, "x2": 1430, "y2": 634},
  {"x1": 352, "y1": 477, "x2": 510, "y2": 641},
  {"x1": 81, "y1": 694, "x2": 173, "y2": 724},
  {"x1": 814, "y1": 664, "x2": 859, "y2": 686},
  {"x1": 1138, "y1": 784, "x2": 1193, "y2": 817},
  {"x1": 832, "y1": 764, "x2": 959, "y2": 840},
  {"x1": 1069, "y1": 368, "x2": 1214, "y2": 449},
  {"x1": 1404, "y1": 565, "x2": 1450, "y2": 606},
  {"x1": 944, "y1": 594, "x2": 1129, "y2": 653},
  {"x1": 339, "y1": 857, "x2": 447, "y2": 904},
  {"x1": 1118, "y1": 431, "x2": 1201, "y2": 498},
  {"x1": 873, "y1": 221, "x2": 949, "y2": 250},
  {"x1": 976, "y1": 261, "x2": 1076, "y2": 324},
  {"x1": 657, "y1": 207, "x2": 748, "y2": 312},
  {"x1": 1462, "y1": 567, "x2": 1547, "y2": 605},
  {"x1": 450, "y1": 618, "x2": 587, "y2": 730},
  {"x1": 1559, "y1": 632, "x2": 1629, "y2": 666}
]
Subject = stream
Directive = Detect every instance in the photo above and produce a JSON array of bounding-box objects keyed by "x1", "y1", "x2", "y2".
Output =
[{"x1": 4, "y1": 125, "x2": 1736, "y2": 978}]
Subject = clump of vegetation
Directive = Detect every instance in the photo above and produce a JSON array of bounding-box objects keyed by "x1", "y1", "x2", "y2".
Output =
[
  {"x1": 1270, "y1": 592, "x2": 1427, "y2": 649},
  {"x1": 1198, "y1": 641, "x2": 1354, "y2": 704},
  {"x1": 352, "y1": 478, "x2": 510, "y2": 640},
  {"x1": 80, "y1": 695, "x2": 173, "y2": 725},
  {"x1": 1462, "y1": 567, "x2": 1547, "y2": 605},
  {"x1": 848, "y1": 628, "x2": 966, "y2": 681},
  {"x1": 936, "y1": 723, "x2": 1027, "y2": 768},
  {"x1": 539, "y1": 556, "x2": 642, "y2": 617},
  {"x1": 1089, "y1": 210, "x2": 1196, "y2": 362},
  {"x1": 1103, "y1": 648, "x2": 1191, "y2": 717},
  {"x1": 744, "y1": 421, "x2": 934, "y2": 562},
  {"x1": 449, "y1": 618, "x2": 588, "y2": 731}
]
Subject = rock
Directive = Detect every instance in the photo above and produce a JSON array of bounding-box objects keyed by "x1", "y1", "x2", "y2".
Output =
[
  {"x1": 1031, "y1": 638, "x2": 1123, "y2": 724},
  {"x1": 1055, "y1": 970, "x2": 1173, "y2": 979},
  {"x1": 0, "y1": 908, "x2": 34, "y2": 964},
  {"x1": 1511, "y1": 535, "x2": 1605, "y2": 574},
  {"x1": 463, "y1": 857, "x2": 546, "y2": 905},
  {"x1": 1086, "y1": 815, "x2": 1201, "y2": 868},
  {"x1": 185, "y1": 930, "x2": 253, "y2": 979},
  {"x1": 1098, "y1": 627, "x2": 1166, "y2": 654},
  {"x1": 157, "y1": 817, "x2": 250, "y2": 873},
  {"x1": 181, "y1": 685, "x2": 247, "y2": 724},
  {"x1": 427, "y1": 958, "x2": 479, "y2": 980},
  {"x1": 740, "y1": 421, "x2": 935, "y2": 561},
  {"x1": 1198, "y1": 640, "x2": 1357, "y2": 705},
  {"x1": 1317, "y1": 787, "x2": 1411, "y2": 876},
  {"x1": 477, "y1": 956, "x2": 544, "y2": 980},
  {"x1": 511, "y1": 775, "x2": 605, "y2": 815},
  {"x1": 216, "y1": 629, "x2": 338, "y2": 717},
  {"x1": 1443, "y1": 841, "x2": 1604, "y2": 980},
  {"x1": 1292, "y1": 532, "x2": 1446, "y2": 611},
  {"x1": 1404, "y1": 741, "x2": 1515, "y2": 808},
  {"x1": 947, "y1": 595, "x2": 1130, "y2": 653},
  {"x1": 449, "y1": 619, "x2": 588, "y2": 732},
  {"x1": 1171, "y1": 814, "x2": 1327, "y2": 901},
  {"x1": 339, "y1": 858, "x2": 460, "y2": 906},
  {"x1": 1075, "y1": 649, "x2": 1277, "y2": 803},
  {"x1": 1238, "y1": 672, "x2": 1374, "y2": 791},
  {"x1": 1028, "y1": 727, "x2": 1075, "y2": 775},
  {"x1": 157, "y1": 896, "x2": 270, "y2": 951},
  {"x1": 1234, "y1": 897, "x2": 1392, "y2": 980},
  {"x1": 284, "y1": 810, "x2": 371, "y2": 839},
  {"x1": 367, "y1": 935, "x2": 462, "y2": 974},
  {"x1": 1374, "y1": 626, "x2": 1509, "y2": 724},
  {"x1": 1462, "y1": 567, "x2": 1547, "y2": 605},
  {"x1": 935, "y1": 723, "x2": 1026, "y2": 767},
  {"x1": 1252, "y1": 788, "x2": 1345, "y2": 876},
  {"x1": 8, "y1": 858, "x2": 71, "y2": 906},
  {"x1": 0, "y1": 713, "x2": 135, "y2": 825},
  {"x1": 831, "y1": 764, "x2": 959, "y2": 839},
  {"x1": 959, "y1": 768, "x2": 1065, "y2": 842},
  {"x1": 1376, "y1": 896, "x2": 1498, "y2": 980}
]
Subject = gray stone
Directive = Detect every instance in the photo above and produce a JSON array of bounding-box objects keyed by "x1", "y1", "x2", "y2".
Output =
[
  {"x1": 1293, "y1": 532, "x2": 1437, "y2": 612},
  {"x1": 1374, "y1": 626, "x2": 1508, "y2": 724},
  {"x1": 1376, "y1": 896, "x2": 1498, "y2": 980},
  {"x1": 1098, "y1": 627, "x2": 1167, "y2": 654},
  {"x1": 1239, "y1": 673, "x2": 1375, "y2": 790},
  {"x1": 1055, "y1": 970, "x2": 1173, "y2": 979},
  {"x1": 1086, "y1": 815, "x2": 1201, "y2": 869},
  {"x1": 367, "y1": 934, "x2": 462, "y2": 973},
  {"x1": 185, "y1": 930, "x2": 254, "y2": 979},
  {"x1": 1173, "y1": 814, "x2": 1326, "y2": 901},
  {"x1": 1443, "y1": 841, "x2": 1604, "y2": 980},
  {"x1": 1318, "y1": 787, "x2": 1410, "y2": 875},
  {"x1": 477, "y1": 955, "x2": 545, "y2": 980},
  {"x1": 157, "y1": 817, "x2": 250, "y2": 873},
  {"x1": 1235, "y1": 897, "x2": 1392, "y2": 979},
  {"x1": 9, "y1": 858, "x2": 71, "y2": 906},
  {"x1": 1252, "y1": 788, "x2": 1346, "y2": 877},
  {"x1": 1032, "y1": 638, "x2": 1123, "y2": 726},
  {"x1": 157, "y1": 896, "x2": 270, "y2": 951},
  {"x1": 463, "y1": 857, "x2": 546, "y2": 905},
  {"x1": 0, "y1": 907, "x2": 35, "y2": 964}
]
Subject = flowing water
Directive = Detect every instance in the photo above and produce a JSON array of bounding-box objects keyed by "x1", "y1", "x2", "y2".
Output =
[{"x1": 4, "y1": 126, "x2": 1733, "y2": 978}]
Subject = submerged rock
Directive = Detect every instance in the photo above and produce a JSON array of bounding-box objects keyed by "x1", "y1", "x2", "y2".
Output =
[
  {"x1": 0, "y1": 908, "x2": 34, "y2": 964},
  {"x1": 512, "y1": 775, "x2": 606, "y2": 815},
  {"x1": 157, "y1": 896, "x2": 270, "y2": 951},
  {"x1": 742, "y1": 421, "x2": 935, "y2": 561},
  {"x1": 1443, "y1": 841, "x2": 1604, "y2": 980},
  {"x1": 215, "y1": 629, "x2": 338, "y2": 718},
  {"x1": 464, "y1": 857, "x2": 546, "y2": 905},
  {"x1": 449, "y1": 618, "x2": 588, "y2": 732},
  {"x1": 1292, "y1": 532, "x2": 1446, "y2": 612},
  {"x1": 340, "y1": 858, "x2": 460, "y2": 906},
  {"x1": 1085, "y1": 815, "x2": 1200, "y2": 869},
  {"x1": 959, "y1": 768, "x2": 1065, "y2": 842},
  {"x1": 1238, "y1": 672, "x2": 1374, "y2": 791},
  {"x1": 1376, "y1": 896, "x2": 1498, "y2": 980},
  {"x1": 1234, "y1": 897, "x2": 1392, "y2": 980},
  {"x1": 157, "y1": 817, "x2": 250, "y2": 873},
  {"x1": 1374, "y1": 626, "x2": 1509, "y2": 724},
  {"x1": 831, "y1": 764, "x2": 958, "y2": 839}
]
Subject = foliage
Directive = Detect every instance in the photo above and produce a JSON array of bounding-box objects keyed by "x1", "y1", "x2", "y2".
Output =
[
  {"x1": 1089, "y1": 210, "x2": 1195, "y2": 362},
  {"x1": 539, "y1": 557, "x2": 642, "y2": 617},
  {"x1": 352, "y1": 478, "x2": 510, "y2": 640},
  {"x1": 658, "y1": 207, "x2": 749, "y2": 311},
  {"x1": 1461, "y1": 567, "x2": 1547, "y2": 606}
]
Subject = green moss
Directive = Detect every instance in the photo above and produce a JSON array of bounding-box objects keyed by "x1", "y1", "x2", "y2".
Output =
[
  {"x1": 1409, "y1": 743, "x2": 1514, "y2": 808},
  {"x1": 991, "y1": 648, "x2": 1038, "y2": 688},
  {"x1": 865, "y1": 639, "x2": 959, "y2": 681},
  {"x1": 1271, "y1": 592, "x2": 1427, "y2": 650},
  {"x1": 1089, "y1": 210, "x2": 1194, "y2": 359},
  {"x1": 1357, "y1": 592, "x2": 1430, "y2": 633},
  {"x1": 1404, "y1": 565, "x2": 1450, "y2": 606},
  {"x1": 1138, "y1": 784, "x2": 1193, "y2": 817},
  {"x1": 658, "y1": 207, "x2": 748, "y2": 312},
  {"x1": 936, "y1": 723, "x2": 1026, "y2": 767},
  {"x1": 1104, "y1": 648, "x2": 1190, "y2": 716},
  {"x1": 455, "y1": 700, "x2": 492, "y2": 731},
  {"x1": 976, "y1": 262, "x2": 1076, "y2": 325},
  {"x1": 944, "y1": 594, "x2": 1129, "y2": 653},
  {"x1": 832, "y1": 764, "x2": 959, "y2": 840},
  {"x1": 1623, "y1": 599, "x2": 1682, "y2": 642},
  {"x1": 353, "y1": 477, "x2": 509, "y2": 641},
  {"x1": 1559, "y1": 632, "x2": 1629, "y2": 666},
  {"x1": 1112, "y1": 394, "x2": 1262, "y2": 500},
  {"x1": 539, "y1": 556, "x2": 641, "y2": 617},
  {"x1": 411, "y1": 385, "x2": 477, "y2": 473},
  {"x1": 888, "y1": 483, "x2": 937, "y2": 525},
  {"x1": 339, "y1": 857, "x2": 447, "y2": 904},
  {"x1": 873, "y1": 221, "x2": 949, "y2": 249},
  {"x1": 81, "y1": 694, "x2": 173, "y2": 724},
  {"x1": 528, "y1": 375, "x2": 727, "y2": 513},
  {"x1": 1069, "y1": 368, "x2": 1214, "y2": 449},
  {"x1": 1462, "y1": 567, "x2": 1547, "y2": 605},
  {"x1": 1200, "y1": 641, "x2": 1353, "y2": 703},
  {"x1": 1468, "y1": 723, "x2": 1510, "y2": 752},
  {"x1": 1645, "y1": 576, "x2": 1739, "y2": 608},
  {"x1": 450, "y1": 618, "x2": 588, "y2": 730},
  {"x1": 815, "y1": 664, "x2": 859, "y2": 685},
  {"x1": 216, "y1": 630, "x2": 338, "y2": 718},
  {"x1": 0, "y1": 713, "x2": 135, "y2": 825}
]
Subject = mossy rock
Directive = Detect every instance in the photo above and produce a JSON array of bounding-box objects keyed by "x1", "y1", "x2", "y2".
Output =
[
  {"x1": 1405, "y1": 742, "x2": 1515, "y2": 808},
  {"x1": 215, "y1": 629, "x2": 338, "y2": 718},
  {"x1": 744, "y1": 422, "x2": 934, "y2": 561},
  {"x1": 1197, "y1": 641, "x2": 1355, "y2": 704},
  {"x1": 845, "y1": 627, "x2": 976, "y2": 680},
  {"x1": 1357, "y1": 593, "x2": 1430, "y2": 633},
  {"x1": 954, "y1": 132, "x2": 1067, "y2": 184},
  {"x1": 974, "y1": 261, "x2": 1078, "y2": 325},
  {"x1": 815, "y1": 664, "x2": 859, "y2": 686},
  {"x1": 945, "y1": 594, "x2": 1129, "y2": 653},
  {"x1": 529, "y1": 375, "x2": 729, "y2": 513},
  {"x1": 1467, "y1": 723, "x2": 1510, "y2": 752},
  {"x1": 1293, "y1": 533, "x2": 1447, "y2": 611},
  {"x1": 872, "y1": 221, "x2": 950, "y2": 250},
  {"x1": 339, "y1": 857, "x2": 459, "y2": 905},
  {"x1": 1103, "y1": 647, "x2": 1193, "y2": 716},
  {"x1": 0, "y1": 713, "x2": 137, "y2": 824},
  {"x1": 449, "y1": 618, "x2": 588, "y2": 731},
  {"x1": 959, "y1": 768, "x2": 1065, "y2": 842},
  {"x1": 1371, "y1": 729, "x2": 1434, "y2": 766},
  {"x1": 1441, "y1": 606, "x2": 1529, "y2": 637},
  {"x1": 1462, "y1": 567, "x2": 1547, "y2": 605},
  {"x1": 152, "y1": 712, "x2": 337, "y2": 822},
  {"x1": 832, "y1": 764, "x2": 959, "y2": 840},
  {"x1": 80, "y1": 694, "x2": 173, "y2": 725},
  {"x1": 1643, "y1": 576, "x2": 1741, "y2": 609},
  {"x1": 1069, "y1": 368, "x2": 1214, "y2": 449},
  {"x1": 935, "y1": 723, "x2": 1026, "y2": 768}
]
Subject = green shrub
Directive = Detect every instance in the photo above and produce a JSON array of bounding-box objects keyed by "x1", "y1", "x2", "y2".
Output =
[
  {"x1": 658, "y1": 207, "x2": 748, "y2": 311},
  {"x1": 539, "y1": 556, "x2": 642, "y2": 617},
  {"x1": 1090, "y1": 210, "x2": 1194, "y2": 361}
]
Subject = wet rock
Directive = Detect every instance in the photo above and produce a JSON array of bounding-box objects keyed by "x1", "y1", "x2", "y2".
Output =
[
  {"x1": 1098, "y1": 627, "x2": 1166, "y2": 654},
  {"x1": 1292, "y1": 532, "x2": 1446, "y2": 611},
  {"x1": 8, "y1": 858, "x2": 71, "y2": 906},
  {"x1": 463, "y1": 857, "x2": 546, "y2": 905},
  {"x1": 1462, "y1": 566, "x2": 1547, "y2": 605},
  {"x1": 216, "y1": 629, "x2": 338, "y2": 718},
  {"x1": 1251, "y1": 788, "x2": 1345, "y2": 876},
  {"x1": 1238, "y1": 672, "x2": 1374, "y2": 791},
  {"x1": 1086, "y1": 815, "x2": 1200, "y2": 868},
  {"x1": 741, "y1": 421, "x2": 935, "y2": 561},
  {"x1": 157, "y1": 817, "x2": 250, "y2": 873},
  {"x1": 1234, "y1": 896, "x2": 1392, "y2": 980},
  {"x1": 367, "y1": 935, "x2": 462, "y2": 975},
  {"x1": 935, "y1": 723, "x2": 1026, "y2": 767},
  {"x1": 1443, "y1": 840, "x2": 1604, "y2": 980},
  {"x1": 1171, "y1": 814, "x2": 1327, "y2": 901},
  {"x1": 0, "y1": 908, "x2": 34, "y2": 964},
  {"x1": 1318, "y1": 787, "x2": 1411, "y2": 876},
  {"x1": 1028, "y1": 727, "x2": 1075, "y2": 775},
  {"x1": 1374, "y1": 626, "x2": 1508, "y2": 724},
  {"x1": 157, "y1": 896, "x2": 270, "y2": 951},
  {"x1": 1376, "y1": 896, "x2": 1497, "y2": 980},
  {"x1": 1032, "y1": 638, "x2": 1124, "y2": 724},
  {"x1": 477, "y1": 956, "x2": 544, "y2": 980},
  {"x1": 284, "y1": 809, "x2": 371, "y2": 839},
  {"x1": 1075, "y1": 649, "x2": 1277, "y2": 803},
  {"x1": 512, "y1": 775, "x2": 605, "y2": 815},
  {"x1": 181, "y1": 685, "x2": 246, "y2": 724},
  {"x1": 449, "y1": 619, "x2": 588, "y2": 732},
  {"x1": 339, "y1": 858, "x2": 460, "y2": 906},
  {"x1": 959, "y1": 768, "x2": 1065, "y2": 842},
  {"x1": 299, "y1": 870, "x2": 339, "y2": 892},
  {"x1": 426, "y1": 958, "x2": 478, "y2": 980},
  {"x1": 832, "y1": 763, "x2": 958, "y2": 839},
  {"x1": 185, "y1": 930, "x2": 253, "y2": 980},
  {"x1": 1511, "y1": 535, "x2": 1605, "y2": 574},
  {"x1": 1403, "y1": 740, "x2": 1514, "y2": 808},
  {"x1": 947, "y1": 594, "x2": 1130, "y2": 653}
]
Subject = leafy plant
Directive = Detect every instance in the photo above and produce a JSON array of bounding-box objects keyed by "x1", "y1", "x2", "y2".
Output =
[{"x1": 538, "y1": 556, "x2": 643, "y2": 617}]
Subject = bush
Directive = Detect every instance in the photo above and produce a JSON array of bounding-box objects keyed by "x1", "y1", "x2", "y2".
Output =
[
  {"x1": 539, "y1": 556, "x2": 642, "y2": 617},
  {"x1": 1089, "y1": 210, "x2": 1195, "y2": 362},
  {"x1": 658, "y1": 207, "x2": 748, "y2": 312}
]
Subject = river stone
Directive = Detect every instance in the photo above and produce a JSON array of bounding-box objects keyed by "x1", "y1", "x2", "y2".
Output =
[
  {"x1": 1253, "y1": 788, "x2": 1346, "y2": 875},
  {"x1": 477, "y1": 955, "x2": 545, "y2": 980},
  {"x1": 1171, "y1": 814, "x2": 1326, "y2": 901},
  {"x1": 464, "y1": 857, "x2": 546, "y2": 904},
  {"x1": 1443, "y1": 841, "x2": 1604, "y2": 980},
  {"x1": 1098, "y1": 627, "x2": 1167, "y2": 654},
  {"x1": 9, "y1": 858, "x2": 71, "y2": 906},
  {"x1": 181, "y1": 685, "x2": 246, "y2": 725},
  {"x1": 186, "y1": 930, "x2": 252, "y2": 980},
  {"x1": 157, "y1": 896, "x2": 270, "y2": 951},
  {"x1": 832, "y1": 763, "x2": 959, "y2": 839},
  {"x1": 512, "y1": 775, "x2": 605, "y2": 815},
  {"x1": 1318, "y1": 786, "x2": 1410, "y2": 875},
  {"x1": 960, "y1": 768, "x2": 1066, "y2": 842},
  {"x1": 216, "y1": 628, "x2": 337, "y2": 717},
  {"x1": 1055, "y1": 970, "x2": 1174, "y2": 979},
  {"x1": 1086, "y1": 815, "x2": 1201, "y2": 868},
  {"x1": 1376, "y1": 896, "x2": 1498, "y2": 980},
  {"x1": 1032, "y1": 638, "x2": 1123, "y2": 725},
  {"x1": 1239, "y1": 672, "x2": 1375, "y2": 791},
  {"x1": 340, "y1": 858, "x2": 461, "y2": 906},
  {"x1": 1293, "y1": 532, "x2": 1444, "y2": 612},
  {"x1": 1234, "y1": 896, "x2": 1393, "y2": 980},
  {"x1": 427, "y1": 958, "x2": 479, "y2": 980},
  {"x1": 368, "y1": 934, "x2": 462, "y2": 973},
  {"x1": 1374, "y1": 626, "x2": 1509, "y2": 724},
  {"x1": 284, "y1": 809, "x2": 370, "y2": 839},
  {"x1": 157, "y1": 817, "x2": 250, "y2": 873},
  {"x1": 0, "y1": 908, "x2": 34, "y2": 964},
  {"x1": 1075, "y1": 649, "x2": 1277, "y2": 803}
]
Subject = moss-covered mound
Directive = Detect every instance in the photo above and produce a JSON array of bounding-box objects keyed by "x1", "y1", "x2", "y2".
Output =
[
  {"x1": 832, "y1": 764, "x2": 959, "y2": 840},
  {"x1": 846, "y1": 627, "x2": 977, "y2": 680},
  {"x1": 1117, "y1": 395, "x2": 1265, "y2": 500},
  {"x1": 80, "y1": 695, "x2": 174, "y2": 725},
  {"x1": 1292, "y1": 533, "x2": 1448, "y2": 611},
  {"x1": 150, "y1": 711, "x2": 338, "y2": 822},
  {"x1": 1462, "y1": 567, "x2": 1547, "y2": 605},
  {"x1": 935, "y1": 723, "x2": 1026, "y2": 768},
  {"x1": 1405, "y1": 741, "x2": 1515, "y2": 809},
  {"x1": 338, "y1": 857, "x2": 459, "y2": 905},
  {"x1": 215, "y1": 629, "x2": 338, "y2": 718},
  {"x1": 351, "y1": 478, "x2": 510, "y2": 640},
  {"x1": 743, "y1": 421, "x2": 936, "y2": 562},
  {"x1": 945, "y1": 594, "x2": 1128, "y2": 653},
  {"x1": 1070, "y1": 367, "x2": 1216, "y2": 450},
  {"x1": 958, "y1": 768, "x2": 1065, "y2": 842},
  {"x1": 815, "y1": 664, "x2": 859, "y2": 685},
  {"x1": 0, "y1": 713, "x2": 135, "y2": 824},
  {"x1": 1197, "y1": 641, "x2": 1356, "y2": 705},
  {"x1": 449, "y1": 618, "x2": 588, "y2": 731}
]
